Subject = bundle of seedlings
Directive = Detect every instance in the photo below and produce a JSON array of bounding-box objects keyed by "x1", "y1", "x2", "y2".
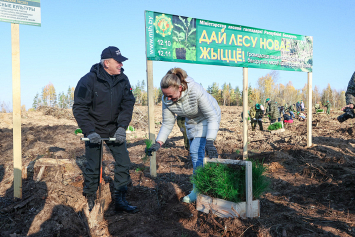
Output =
[
  {"x1": 267, "y1": 122, "x2": 283, "y2": 131},
  {"x1": 191, "y1": 161, "x2": 269, "y2": 203},
  {"x1": 316, "y1": 109, "x2": 324, "y2": 113}
]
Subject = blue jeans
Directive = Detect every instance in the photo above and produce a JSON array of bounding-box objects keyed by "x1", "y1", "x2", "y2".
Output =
[
  {"x1": 189, "y1": 137, "x2": 206, "y2": 173},
  {"x1": 289, "y1": 111, "x2": 295, "y2": 118}
]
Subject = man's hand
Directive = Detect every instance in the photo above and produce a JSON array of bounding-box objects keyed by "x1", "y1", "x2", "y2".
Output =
[
  {"x1": 87, "y1": 132, "x2": 101, "y2": 144},
  {"x1": 342, "y1": 104, "x2": 354, "y2": 111},
  {"x1": 114, "y1": 127, "x2": 126, "y2": 144},
  {"x1": 205, "y1": 140, "x2": 218, "y2": 158},
  {"x1": 145, "y1": 142, "x2": 161, "y2": 156}
]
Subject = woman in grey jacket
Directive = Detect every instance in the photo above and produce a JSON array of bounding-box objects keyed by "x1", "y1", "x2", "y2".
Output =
[{"x1": 146, "y1": 68, "x2": 221, "y2": 203}]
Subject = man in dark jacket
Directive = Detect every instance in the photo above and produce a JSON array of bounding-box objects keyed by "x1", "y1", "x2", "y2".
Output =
[
  {"x1": 342, "y1": 72, "x2": 355, "y2": 112},
  {"x1": 73, "y1": 46, "x2": 137, "y2": 213}
]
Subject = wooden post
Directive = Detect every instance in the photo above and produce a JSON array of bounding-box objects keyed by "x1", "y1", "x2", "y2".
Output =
[
  {"x1": 245, "y1": 161, "x2": 252, "y2": 218},
  {"x1": 11, "y1": 23, "x2": 22, "y2": 199},
  {"x1": 307, "y1": 72, "x2": 312, "y2": 147},
  {"x1": 242, "y1": 68, "x2": 248, "y2": 159},
  {"x1": 146, "y1": 60, "x2": 156, "y2": 177}
]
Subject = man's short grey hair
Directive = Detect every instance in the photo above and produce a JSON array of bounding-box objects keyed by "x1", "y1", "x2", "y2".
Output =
[{"x1": 100, "y1": 59, "x2": 110, "y2": 67}]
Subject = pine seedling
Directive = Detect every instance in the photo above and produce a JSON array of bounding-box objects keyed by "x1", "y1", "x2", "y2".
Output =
[
  {"x1": 192, "y1": 160, "x2": 269, "y2": 203},
  {"x1": 142, "y1": 139, "x2": 153, "y2": 162},
  {"x1": 267, "y1": 122, "x2": 283, "y2": 131}
]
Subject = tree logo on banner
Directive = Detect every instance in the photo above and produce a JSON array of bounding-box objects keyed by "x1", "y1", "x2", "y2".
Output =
[{"x1": 154, "y1": 14, "x2": 173, "y2": 37}]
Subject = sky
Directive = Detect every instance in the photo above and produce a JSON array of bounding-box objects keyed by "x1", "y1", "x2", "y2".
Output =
[{"x1": 1, "y1": 0, "x2": 354, "y2": 110}]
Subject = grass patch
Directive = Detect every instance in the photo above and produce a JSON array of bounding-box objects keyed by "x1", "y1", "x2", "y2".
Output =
[{"x1": 191, "y1": 160, "x2": 270, "y2": 203}]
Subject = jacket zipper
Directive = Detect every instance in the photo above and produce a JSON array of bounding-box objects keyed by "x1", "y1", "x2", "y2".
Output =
[{"x1": 110, "y1": 88, "x2": 113, "y2": 122}]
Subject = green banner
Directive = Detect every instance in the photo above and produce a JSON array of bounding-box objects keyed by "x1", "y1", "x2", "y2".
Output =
[{"x1": 145, "y1": 11, "x2": 313, "y2": 72}]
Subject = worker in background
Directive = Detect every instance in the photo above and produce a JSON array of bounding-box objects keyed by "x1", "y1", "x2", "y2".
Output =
[
  {"x1": 325, "y1": 101, "x2": 331, "y2": 115},
  {"x1": 250, "y1": 104, "x2": 263, "y2": 131},
  {"x1": 265, "y1": 98, "x2": 278, "y2": 124}
]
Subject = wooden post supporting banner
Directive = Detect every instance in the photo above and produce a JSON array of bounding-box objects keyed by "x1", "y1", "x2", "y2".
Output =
[
  {"x1": 307, "y1": 72, "x2": 312, "y2": 147},
  {"x1": 242, "y1": 68, "x2": 248, "y2": 159},
  {"x1": 146, "y1": 60, "x2": 156, "y2": 177},
  {"x1": 11, "y1": 23, "x2": 22, "y2": 199},
  {"x1": 245, "y1": 161, "x2": 253, "y2": 217}
]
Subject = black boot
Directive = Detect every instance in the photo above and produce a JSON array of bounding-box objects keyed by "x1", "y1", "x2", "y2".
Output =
[
  {"x1": 115, "y1": 186, "x2": 138, "y2": 213},
  {"x1": 84, "y1": 192, "x2": 96, "y2": 212}
]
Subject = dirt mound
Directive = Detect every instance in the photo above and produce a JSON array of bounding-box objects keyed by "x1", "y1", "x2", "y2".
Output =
[{"x1": 37, "y1": 106, "x2": 75, "y2": 120}]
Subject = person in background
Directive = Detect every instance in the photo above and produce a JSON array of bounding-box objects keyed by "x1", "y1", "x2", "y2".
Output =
[
  {"x1": 283, "y1": 113, "x2": 293, "y2": 125},
  {"x1": 296, "y1": 101, "x2": 301, "y2": 112},
  {"x1": 146, "y1": 67, "x2": 221, "y2": 203},
  {"x1": 314, "y1": 102, "x2": 320, "y2": 114},
  {"x1": 278, "y1": 105, "x2": 284, "y2": 122},
  {"x1": 265, "y1": 98, "x2": 278, "y2": 124},
  {"x1": 73, "y1": 46, "x2": 138, "y2": 214},
  {"x1": 250, "y1": 103, "x2": 263, "y2": 131},
  {"x1": 288, "y1": 103, "x2": 295, "y2": 118},
  {"x1": 177, "y1": 116, "x2": 189, "y2": 151},
  {"x1": 298, "y1": 112, "x2": 306, "y2": 121},
  {"x1": 324, "y1": 100, "x2": 331, "y2": 115},
  {"x1": 260, "y1": 103, "x2": 265, "y2": 115},
  {"x1": 300, "y1": 100, "x2": 305, "y2": 111}
]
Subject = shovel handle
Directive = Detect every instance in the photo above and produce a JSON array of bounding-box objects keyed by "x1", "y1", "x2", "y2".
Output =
[{"x1": 80, "y1": 138, "x2": 116, "y2": 141}]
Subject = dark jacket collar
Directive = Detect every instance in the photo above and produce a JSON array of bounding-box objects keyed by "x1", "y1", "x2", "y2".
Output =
[{"x1": 90, "y1": 63, "x2": 126, "y2": 85}]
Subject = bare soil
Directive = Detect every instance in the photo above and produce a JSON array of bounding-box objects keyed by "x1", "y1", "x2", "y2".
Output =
[{"x1": 1, "y1": 106, "x2": 355, "y2": 237}]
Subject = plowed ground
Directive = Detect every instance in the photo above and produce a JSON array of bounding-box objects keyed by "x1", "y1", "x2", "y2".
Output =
[{"x1": 1, "y1": 106, "x2": 355, "y2": 237}]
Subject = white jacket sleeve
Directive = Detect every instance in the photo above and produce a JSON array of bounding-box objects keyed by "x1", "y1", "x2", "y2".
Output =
[
  {"x1": 196, "y1": 85, "x2": 220, "y2": 140},
  {"x1": 156, "y1": 102, "x2": 176, "y2": 143}
]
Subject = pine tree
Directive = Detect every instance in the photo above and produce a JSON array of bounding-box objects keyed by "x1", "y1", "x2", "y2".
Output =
[
  {"x1": 235, "y1": 86, "x2": 241, "y2": 105},
  {"x1": 33, "y1": 93, "x2": 39, "y2": 109},
  {"x1": 67, "y1": 87, "x2": 74, "y2": 108}
]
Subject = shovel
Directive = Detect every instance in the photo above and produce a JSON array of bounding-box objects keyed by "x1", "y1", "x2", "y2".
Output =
[{"x1": 81, "y1": 137, "x2": 116, "y2": 220}]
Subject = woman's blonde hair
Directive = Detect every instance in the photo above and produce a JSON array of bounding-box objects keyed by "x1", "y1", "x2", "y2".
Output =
[{"x1": 160, "y1": 68, "x2": 188, "y2": 91}]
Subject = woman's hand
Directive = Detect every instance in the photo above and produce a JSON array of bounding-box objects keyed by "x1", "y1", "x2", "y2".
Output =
[
  {"x1": 145, "y1": 141, "x2": 163, "y2": 156},
  {"x1": 205, "y1": 140, "x2": 218, "y2": 158}
]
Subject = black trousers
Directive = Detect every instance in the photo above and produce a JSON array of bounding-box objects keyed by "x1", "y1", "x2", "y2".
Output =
[{"x1": 83, "y1": 141, "x2": 131, "y2": 195}]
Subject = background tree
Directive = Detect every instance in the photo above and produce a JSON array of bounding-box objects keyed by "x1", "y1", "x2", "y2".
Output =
[
  {"x1": 32, "y1": 93, "x2": 39, "y2": 109},
  {"x1": 313, "y1": 85, "x2": 321, "y2": 105},
  {"x1": 235, "y1": 86, "x2": 242, "y2": 105},
  {"x1": 257, "y1": 73, "x2": 275, "y2": 103},
  {"x1": 321, "y1": 83, "x2": 333, "y2": 106},
  {"x1": 221, "y1": 83, "x2": 231, "y2": 106}
]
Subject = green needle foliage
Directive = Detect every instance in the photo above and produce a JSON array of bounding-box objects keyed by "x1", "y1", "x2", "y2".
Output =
[
  {"x1": 142, "y1": 139, "x2": 153, "y2": 162},
  {"x1": 316, "y1": 109, "x2": 324, "y2": 113},
  {"x1": 192, "y1": 160, "x2": 269, "y2": 203},
  {"x1": 267, "y1": 122, "x2": 283, "y2": 131}
]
